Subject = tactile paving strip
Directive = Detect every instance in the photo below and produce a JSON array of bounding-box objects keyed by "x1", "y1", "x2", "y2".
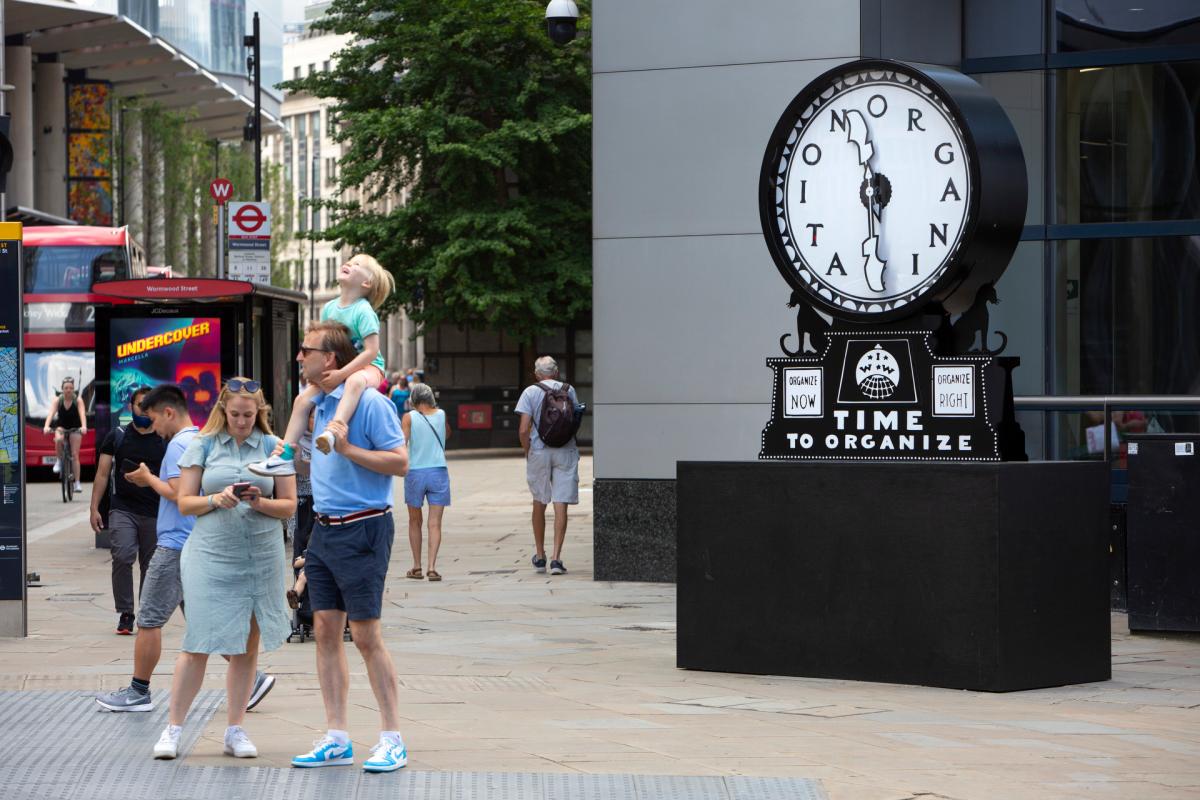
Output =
[{"x1": 0, "y1": 691, "x2": 827, "y2": 800}]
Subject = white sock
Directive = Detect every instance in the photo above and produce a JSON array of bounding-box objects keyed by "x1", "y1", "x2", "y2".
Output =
[
  {"x1": 167, "y1": 724, "x2": 182, "y2": 736},
  {"x1": 225, "y1": 725, "x2": 244, "y2": 738},
  {"x1": 327, "y1": 729, "x2": 350, "y2": 745},
  {"x1": 381, "y1": 730, "x2": 403, "y2": 745}
]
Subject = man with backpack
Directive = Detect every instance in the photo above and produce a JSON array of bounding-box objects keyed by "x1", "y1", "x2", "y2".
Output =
[
  {"x1": 90, "y1": 386, "x2": 164, "y2": 635},
  {"x1": 516, "y1": 356, "x2": 584, "y2": 576}
]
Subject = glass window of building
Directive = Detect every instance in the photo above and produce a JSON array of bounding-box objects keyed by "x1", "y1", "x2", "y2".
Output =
[
  {"x1": 1054, "y1": 236, "x2": 1200, "y2": 398},
  {"x1": 1056, "y1": 62, "x2": 1200, "y2": 223},
  {"x1": 1056, "y1": 1, "x2": 1200, "y2": 53}
]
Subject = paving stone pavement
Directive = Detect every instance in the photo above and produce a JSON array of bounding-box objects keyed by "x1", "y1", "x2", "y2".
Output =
[{"x1": 3, "y1": 452, "x2": 1200, "y2": 799}]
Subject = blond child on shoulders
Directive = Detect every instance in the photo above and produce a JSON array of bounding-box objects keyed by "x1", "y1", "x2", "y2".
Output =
[{"x1": 249, "y1": 254, "x2": 394, "y2": 476}]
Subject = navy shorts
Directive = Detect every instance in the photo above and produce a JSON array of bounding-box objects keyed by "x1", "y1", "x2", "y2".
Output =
[{"x1": 304, "y1": 512, "x2": 394, "y2": 621}]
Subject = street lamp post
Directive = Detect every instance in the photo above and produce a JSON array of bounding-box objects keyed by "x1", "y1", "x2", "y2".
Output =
[{"x1": 243, "y1": 11, "x2": 262, "y2": 202}]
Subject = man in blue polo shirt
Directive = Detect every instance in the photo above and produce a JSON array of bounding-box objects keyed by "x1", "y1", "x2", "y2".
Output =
[{"x1": 290, "y1": 320, "x2": 410, "y2": 774}]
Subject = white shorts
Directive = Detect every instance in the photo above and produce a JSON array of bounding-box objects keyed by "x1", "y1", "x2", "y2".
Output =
[{"x1": 526, "y1": 447, "x2": 580, "y2": 505}]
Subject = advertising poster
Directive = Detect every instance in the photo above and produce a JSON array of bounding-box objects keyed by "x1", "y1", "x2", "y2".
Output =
[{"x1": 110, "y1": 316, "x2": 222, "y2": 427}]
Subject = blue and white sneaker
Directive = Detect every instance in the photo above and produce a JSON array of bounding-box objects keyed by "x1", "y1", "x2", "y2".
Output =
[
  {"x1": 291, "y1": 735, "x2": 354, "y2": 768},
  {"x1": 362, "y1": 737, "x2": 408, "y2": 773},
  {"x1": 532, "y1": 554, "x2": 547, "y2": 573}
]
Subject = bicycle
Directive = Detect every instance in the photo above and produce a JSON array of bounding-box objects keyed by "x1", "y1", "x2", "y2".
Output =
[{"x1": 54, "y1": 427, "x2": 81, "y2": 503}]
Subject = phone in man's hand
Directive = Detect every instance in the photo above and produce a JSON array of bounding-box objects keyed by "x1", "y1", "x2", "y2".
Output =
[
  {"x1": 120, "y1": 458, "x2": 141, "y2": 474},
  {"x1": 231, "y1": 482, "x2": 253, "y2": 499}
]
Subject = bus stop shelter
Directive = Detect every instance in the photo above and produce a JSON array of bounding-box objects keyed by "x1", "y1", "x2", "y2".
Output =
[{"x1": 91, "y1": 278, "x2": 304, "y2": 438}]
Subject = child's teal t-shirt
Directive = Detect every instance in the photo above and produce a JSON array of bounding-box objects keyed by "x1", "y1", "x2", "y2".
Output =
[{"x1": 321, "y1": 297, "x2": 386, "y2": 373}]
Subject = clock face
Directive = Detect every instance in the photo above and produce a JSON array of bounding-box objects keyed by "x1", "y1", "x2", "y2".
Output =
[{"x1": 762, "y1": 64, "x2": 976, "y2": 320}]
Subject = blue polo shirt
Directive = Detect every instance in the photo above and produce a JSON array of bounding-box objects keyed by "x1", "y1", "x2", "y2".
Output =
[
  {"x1": 310, "y1": 385, "x2": 406, "y2": 516},
  {"x1": 156, "y1": 426, "x2": 198, "y2": 550}
]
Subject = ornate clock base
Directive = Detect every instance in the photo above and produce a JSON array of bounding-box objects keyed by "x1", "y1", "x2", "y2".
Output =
[{"x1": 760, "y1": 321, "x2": 1025, "y2": 462}]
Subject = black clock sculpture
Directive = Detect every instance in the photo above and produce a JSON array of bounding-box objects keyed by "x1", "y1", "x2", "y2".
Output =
[{"x1": 757, "y1": 60, "x2": 1028, "y2": 461}]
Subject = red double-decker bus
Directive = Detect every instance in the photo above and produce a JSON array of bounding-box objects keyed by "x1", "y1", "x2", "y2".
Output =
[{"x1": 23, "y1": 226, "x2": 146, "y2": 470}]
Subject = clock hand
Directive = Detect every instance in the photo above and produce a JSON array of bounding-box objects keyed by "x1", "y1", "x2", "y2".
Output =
[{"x1": 843, "y1": 110, "x2": 887, "y2": 293}]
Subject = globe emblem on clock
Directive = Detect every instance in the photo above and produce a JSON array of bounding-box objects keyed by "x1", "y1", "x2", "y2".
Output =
[{"x1": 856, "y1": 345, "x2": 900, "y2": 400}]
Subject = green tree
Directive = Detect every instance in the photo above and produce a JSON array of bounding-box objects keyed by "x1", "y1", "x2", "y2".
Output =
[
  {"x1": 282, "y1": 0, "x2": 591, "y2": 340},
  {"x1": 124, "y1": 105, "x2": 294, "y2": 285}
]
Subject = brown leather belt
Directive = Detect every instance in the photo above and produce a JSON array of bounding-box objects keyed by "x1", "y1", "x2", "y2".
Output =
[{"x1": 314, "y1": 507, "x2": 390, "y2": 526}]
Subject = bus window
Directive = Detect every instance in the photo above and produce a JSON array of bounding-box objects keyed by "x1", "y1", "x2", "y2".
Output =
[
  {"x1": 24, "y1": 245, "x2": 129, "y2": 293},
  {"x1": 24, "y1": 350, "x2": 95, "y2": 427}
]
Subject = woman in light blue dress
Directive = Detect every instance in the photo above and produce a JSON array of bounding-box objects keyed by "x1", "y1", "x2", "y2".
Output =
[{"x1": 163, "y1": 378, "x2": 296, "y2": 758}]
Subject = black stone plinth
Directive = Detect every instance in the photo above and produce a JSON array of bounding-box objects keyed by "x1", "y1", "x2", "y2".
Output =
[
  {"x1": 677, "y1": 461, "x2": 1111, "y2": 692},
  {"x1": 594, "y1": 479, "x2": 676, "y2": 583}
]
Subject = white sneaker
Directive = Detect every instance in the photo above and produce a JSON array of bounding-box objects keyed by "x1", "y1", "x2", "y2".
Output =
[
  {"x1": 52, "y1": 459, "x2": 60, "y2": 475},
  {"x1": 314, "y1": 430, "x2": 336, "y2": 454},
  {"x1": 362, "y1": 737, "x2": 408, "y2": 772},
  {"x1": 154, "y1": 725, "x2": 181, "y2": 759},
  {"x1": 74, "y1": 481, "x2": 83, "y2": 493},
  {"x1": 248, "y1": 453, "x2": 296, "y2": 477},
  {"x1": 223, "y1": 725, "x2": 258, "y2": 758}
]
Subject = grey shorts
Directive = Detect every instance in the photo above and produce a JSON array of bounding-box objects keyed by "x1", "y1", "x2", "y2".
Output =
[
  {"x1": 136, "y1": 546, "x2": 183, "y2": 629},
  {"x1": 526, "y1": 447, "x2": 580, "y2": 505}
]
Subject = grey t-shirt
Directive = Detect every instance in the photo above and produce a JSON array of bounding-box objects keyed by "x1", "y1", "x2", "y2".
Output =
[{"x1": 516, "y1": 380, "x2": 579, "y2": 452}]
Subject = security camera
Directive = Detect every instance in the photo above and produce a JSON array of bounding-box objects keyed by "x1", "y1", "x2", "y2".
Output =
[{"x1": 545, "y1": 0, "x2": 579, "y2": 45}]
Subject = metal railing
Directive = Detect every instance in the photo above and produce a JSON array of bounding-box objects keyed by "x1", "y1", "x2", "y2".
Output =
[{"x1": 1014, "y1": 395, "x2": 1200, "y2": 463}]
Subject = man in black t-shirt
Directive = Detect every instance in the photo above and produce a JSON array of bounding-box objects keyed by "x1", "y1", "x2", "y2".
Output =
[{"x1": 90, "y1": 387, "x2": 165, "y2": 635}]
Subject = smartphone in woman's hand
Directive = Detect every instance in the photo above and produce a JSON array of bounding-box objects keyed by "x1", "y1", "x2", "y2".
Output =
[{"x1": 231, "y1": 481, "x2": 253, "y2": 499}]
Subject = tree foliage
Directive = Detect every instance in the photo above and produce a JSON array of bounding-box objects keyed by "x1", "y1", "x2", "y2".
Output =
[
  {"x1": 125, "y1": 103, "x2": 293, "y2": 284},
  {"x1": 282, "y1": 0, "x2": 592, "y2": 340}
]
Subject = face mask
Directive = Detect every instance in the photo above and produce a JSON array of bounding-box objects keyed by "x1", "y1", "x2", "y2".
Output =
[{"x1": 132, "y1": 413, "x2": 153, "y2": 428}]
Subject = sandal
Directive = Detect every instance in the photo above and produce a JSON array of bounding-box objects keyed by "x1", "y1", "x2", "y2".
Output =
[
  {"x1": 286, "y1": 589, "x2": 300, "y2": 609},
  {"x1": 426, "y1": 570, "x2": 442, "y2": 582},
  {"x1": 405, "y1": 567, "x2": 423, "y2": 580}
]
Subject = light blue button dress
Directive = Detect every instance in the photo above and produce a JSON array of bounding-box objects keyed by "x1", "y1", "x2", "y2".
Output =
[{"x1": 177, "y1": 429, "x2": 291, "y2": 655}]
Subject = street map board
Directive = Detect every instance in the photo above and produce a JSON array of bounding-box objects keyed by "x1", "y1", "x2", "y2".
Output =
[{"x1": 0, "y1": 222, "x2": 25, "y2": 604}]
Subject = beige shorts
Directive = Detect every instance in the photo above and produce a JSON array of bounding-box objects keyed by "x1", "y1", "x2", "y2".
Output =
[{"x1": 526, "y1": 447, "x2": 580, "y2": 505}]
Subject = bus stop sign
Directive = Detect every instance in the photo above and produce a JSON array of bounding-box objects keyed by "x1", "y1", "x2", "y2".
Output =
[{"x1": 209, "y1": 178, "x2": 232, "y2": 205}]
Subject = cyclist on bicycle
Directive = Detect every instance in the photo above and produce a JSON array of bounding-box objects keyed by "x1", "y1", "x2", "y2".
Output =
[{"x1": 43, "y1": 376, "x2": 87, "y2": 494}]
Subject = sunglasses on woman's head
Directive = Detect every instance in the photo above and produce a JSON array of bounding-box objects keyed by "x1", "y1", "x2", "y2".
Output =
[{"x1": 225, "y1": 379, "x2": 261, "y2": 394}]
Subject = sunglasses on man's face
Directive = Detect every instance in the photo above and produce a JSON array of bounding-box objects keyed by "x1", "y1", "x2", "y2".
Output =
[
  {"x1": 225, "y1": 379, "x2": 261, "y2": 393},
  {"x1": 298, "y1": 345, "x2": 330, "y2": 356}
]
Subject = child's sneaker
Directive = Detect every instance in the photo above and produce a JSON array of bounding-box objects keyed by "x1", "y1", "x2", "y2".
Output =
[
  {"x1": 248, "y1": 444, "x2": 296, "y2": 477},
  {"x1": 532, "y1": 554, "x2": 547, "y2": 573},
  {"x1": 550, "y1": 560, "x2": 567, "y2": 575},
  {"x1": 314, "y1": 430, "x2": 336, "y2": 454}
]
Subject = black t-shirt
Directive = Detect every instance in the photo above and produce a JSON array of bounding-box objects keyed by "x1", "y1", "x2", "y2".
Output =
[{"x1": 100, "y1": 425, "x2": 165, "y2": 517}]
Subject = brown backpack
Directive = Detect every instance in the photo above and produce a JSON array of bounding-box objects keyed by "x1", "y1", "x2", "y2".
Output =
[{"x1": 535, "y1": 382, "x2": 582, "y2": 447}]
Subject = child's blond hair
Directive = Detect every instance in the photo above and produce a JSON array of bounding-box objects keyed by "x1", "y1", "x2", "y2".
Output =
[{"x1": 348, "y1": 253, "x2": 395, "y2": 310}]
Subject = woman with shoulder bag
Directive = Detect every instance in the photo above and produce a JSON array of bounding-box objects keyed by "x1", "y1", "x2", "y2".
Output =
[
  {"x1": 400, "y1": 383, "x2": 451, "y2": 581},
  {"x1": 154, "y1": 378, "x2": 297, "y2": 759}
]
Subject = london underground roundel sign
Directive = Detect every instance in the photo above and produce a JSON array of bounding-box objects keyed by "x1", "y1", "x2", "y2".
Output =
[{"x1": 759, "y1": 60, "x2": 1027, "y2": 322}]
